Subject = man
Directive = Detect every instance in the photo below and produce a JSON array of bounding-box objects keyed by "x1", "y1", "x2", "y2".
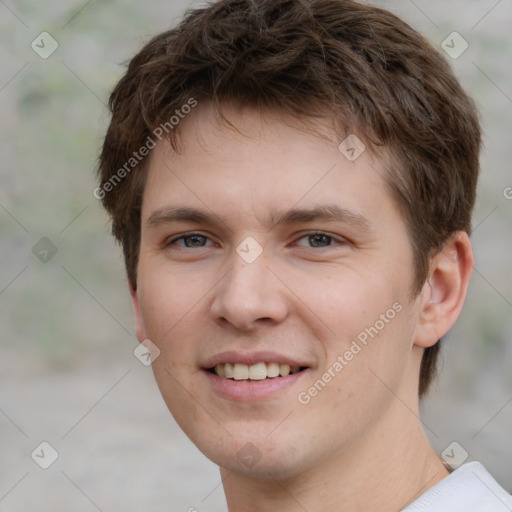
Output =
[{"x1": 96, "y1": 0, "x2": 512, "y2": 510}]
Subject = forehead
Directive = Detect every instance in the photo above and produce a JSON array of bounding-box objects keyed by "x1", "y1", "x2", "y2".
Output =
[{"x1": 142, "y1": 102, "x2": 399, "y2": 232}]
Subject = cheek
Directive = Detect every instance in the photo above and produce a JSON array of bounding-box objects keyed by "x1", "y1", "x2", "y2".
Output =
[
  {"x1": 139, "y1": 269, "x2": 206, "y2": 421},
  {"x1": 137, "y1": 259, "x2": 205, "y2": 339},
  {"x1": 288, "y1": 265, "x2": 402, "y2": 339},
  {"x1": 291, "y1": 265, "x2": 416, "y2": 390},
  {"x1": 296, "y1": 305, "x2": 417, "y2": 449}
]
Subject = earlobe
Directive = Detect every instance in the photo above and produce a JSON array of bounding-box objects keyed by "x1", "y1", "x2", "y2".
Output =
[
  {"x1": 414, "y1": 232, "x2": 474, "y2": 348},
  {"x1": 129, "y1": 281, "x2": 147, "y2": 343}
]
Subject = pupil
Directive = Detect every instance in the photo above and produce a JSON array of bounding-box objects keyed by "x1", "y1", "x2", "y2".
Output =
[
  {"x1": 309, "y1": 234, "x2": 330, "y2": 247},
  {"x1": 185, "y1": 235, "x2": 206, "y2": 247}
]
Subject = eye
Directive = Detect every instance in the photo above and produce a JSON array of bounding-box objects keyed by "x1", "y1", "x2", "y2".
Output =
[
  {"x1": 165, "y1": 233, "x2": 213, "y2": 248},
  {"x1": 295, "y1": 232, "x2": 345, "y2": 248}
]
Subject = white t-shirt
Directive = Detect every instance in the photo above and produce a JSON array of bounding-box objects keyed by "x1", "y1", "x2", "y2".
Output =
[{"x1": 404, "y1": 461, "x2": 512, "y2": 511}]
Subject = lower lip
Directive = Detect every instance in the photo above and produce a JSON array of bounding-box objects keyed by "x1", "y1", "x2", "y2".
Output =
[{"x1": 203, "y1": 369, "x2": 309, "y2": 401}]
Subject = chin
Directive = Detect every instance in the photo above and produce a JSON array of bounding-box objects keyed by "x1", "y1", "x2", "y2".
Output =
[{"x1": 195, "y1": 432, "x2": 316, "y2": 481}]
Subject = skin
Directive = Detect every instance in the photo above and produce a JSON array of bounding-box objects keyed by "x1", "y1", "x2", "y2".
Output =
[{"x1": 130, "y1": 102, "x2": 474, "y2": 511}]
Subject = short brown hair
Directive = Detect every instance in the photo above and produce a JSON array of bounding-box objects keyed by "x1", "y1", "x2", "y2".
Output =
[{"x1": 97, "y1": 0, "x2": 481, "y2": 397}]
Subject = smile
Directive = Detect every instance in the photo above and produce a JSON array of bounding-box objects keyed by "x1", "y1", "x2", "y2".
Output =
[
  {"x1": 210, "y1": 362, "x2": 305, "y2": 381},
  {"x1": 202, "y1": 351, "x2": 311, "y2": 400}
]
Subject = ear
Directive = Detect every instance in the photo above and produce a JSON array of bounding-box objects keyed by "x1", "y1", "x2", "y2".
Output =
[
  {"x1": 414, "y1": 232, "x2": 474, "y2": 348},
  {"x1": 129, "y1": 281, "x2": 147, "y2": 343}
]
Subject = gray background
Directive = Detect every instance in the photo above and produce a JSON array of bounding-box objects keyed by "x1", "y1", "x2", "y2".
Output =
[{"x1": 0, "y1": 0, "x2": 511, "y2": 511}]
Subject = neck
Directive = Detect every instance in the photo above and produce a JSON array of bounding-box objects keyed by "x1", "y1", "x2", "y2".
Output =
[{"x1": 220, "y1": 402, "x2": 449, "y2": 512}]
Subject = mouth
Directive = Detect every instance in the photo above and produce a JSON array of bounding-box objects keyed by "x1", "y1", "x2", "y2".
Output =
[
  {"x1": 207, "y1": 362, "x2": 308, "y2": 381},
  {"x1": 202, "y1": 351, "x2": 311, "y2": 400}
]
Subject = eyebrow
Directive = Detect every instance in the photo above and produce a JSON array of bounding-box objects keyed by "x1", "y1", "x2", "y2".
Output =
[
  {"x1": 146, "y1": 205, "x2": 372, "y2": 233},
  {"x1": 269, "y1": 205, "x2": 372, "y2": 233}
]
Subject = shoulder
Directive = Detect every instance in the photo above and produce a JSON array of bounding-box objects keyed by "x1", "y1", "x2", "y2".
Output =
[{"x1": 403, "y1": 461, "x2": 512, "y2": 512}]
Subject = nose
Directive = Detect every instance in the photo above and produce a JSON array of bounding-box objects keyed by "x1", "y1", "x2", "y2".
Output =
[{"x1": 210, "y1": 250, "x2": 289, "y2": 332}]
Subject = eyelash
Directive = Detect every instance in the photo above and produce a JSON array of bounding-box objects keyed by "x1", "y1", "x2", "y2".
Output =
[{"x1": 164, "y1": 231, "x2": 347, "y2": 249}]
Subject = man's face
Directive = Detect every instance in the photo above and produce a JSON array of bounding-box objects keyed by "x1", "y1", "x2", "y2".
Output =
[{"x1": 132, "y1": 103, "x2": 426, "y2": 478}]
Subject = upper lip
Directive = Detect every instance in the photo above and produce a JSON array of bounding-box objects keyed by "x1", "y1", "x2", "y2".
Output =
[{"x1": 202, "y1": 351, "x2": 311, "y2": 369}]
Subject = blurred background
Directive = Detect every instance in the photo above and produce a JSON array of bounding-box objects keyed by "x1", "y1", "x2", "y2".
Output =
[{"x1": 0, "y1": 0, "x2": 511, "y2": 510}]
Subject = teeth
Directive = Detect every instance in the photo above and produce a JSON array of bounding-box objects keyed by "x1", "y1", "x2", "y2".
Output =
[
  {"x1": 224, "y1": 363, "x2": 234, "y2": 379},
  {"x1": 213, "y1": 362, "x2": 303, "y2": 380},
  {"x1": 216, "y1": 364, "x2": 225, "y2": 378},
  {"x1": 279, "y1": 364, "x2": 290, "y2": 376},
  {"x1": 248, "y1": 362, "x2": 267, "y2": 380},
  {"x1": 267, "y1": 362, "x2": 280, "y2": 378},
  {"x1": 233, "y1": 363, "x2": 249, "y2": 380}
]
